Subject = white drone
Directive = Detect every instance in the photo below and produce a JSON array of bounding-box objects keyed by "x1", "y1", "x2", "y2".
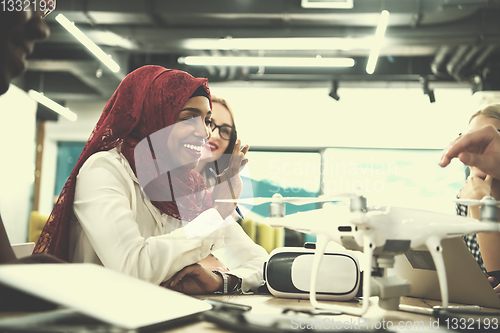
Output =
[{"x1": 217, "y1": 193, "x2": 500, "y2": 316}]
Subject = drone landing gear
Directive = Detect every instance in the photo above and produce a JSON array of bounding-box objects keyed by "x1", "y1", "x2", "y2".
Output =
[
  {"x1": 370, "y1": 256, "x2": 410, "y2": 311},
  {"x1": 309, "y1": 234, "x2": 375, "y2": 316},
  {"x1": 425, "y1": 236, "x2": 449, "y2": 308},
  {"x1": 310, "y1": 236, "x2": 412, "y2": 316}
]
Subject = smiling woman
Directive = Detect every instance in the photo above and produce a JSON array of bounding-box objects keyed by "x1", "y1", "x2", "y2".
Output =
[
  {"x1": 195, "y1": 95, "x2": 237, "y2": 189},
  {"x1": 33, "y1": 65, "x2": 268, "y2": 295},
  {"x1": 167, "y1": 92, "x2": 212, "y2": 170}
]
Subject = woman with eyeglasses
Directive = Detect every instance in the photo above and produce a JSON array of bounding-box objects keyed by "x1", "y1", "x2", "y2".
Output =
[
  {"x1": 456, "y1": 104, "x2": 500, "y2": 297},
  {"x1": 192, "y1": 96, "x2": 257, "y2": 273},
  {"x1": 195, "y1": 96, "x2": 238, "y2": 189}
]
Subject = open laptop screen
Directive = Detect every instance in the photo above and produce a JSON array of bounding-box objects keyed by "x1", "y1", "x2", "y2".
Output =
[{"x1": 393, "y1": 237, "x2": 500, "y2": 309}]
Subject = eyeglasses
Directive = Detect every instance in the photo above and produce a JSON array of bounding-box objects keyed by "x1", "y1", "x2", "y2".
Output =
[{"x1": 210, "y1": 121, "x2": 234, "y2": 141}]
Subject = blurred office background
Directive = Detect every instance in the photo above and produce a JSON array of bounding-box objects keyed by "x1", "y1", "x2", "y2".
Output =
[{"x1": 1, "y1": 0, "x2": 499, "y2": 248}]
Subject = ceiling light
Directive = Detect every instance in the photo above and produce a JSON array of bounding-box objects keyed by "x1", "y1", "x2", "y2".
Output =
[
  {"x1": 55, "y1": 14, "x2": 120, "y2": 73},
  {"x1": 28, "y1": 90, "x2": 78, "y2": 122},
  {"x1": 182, "y1": 37, "x2": 372, "y2": 51},
  {"x1": 301, "y1": 0, "x2": 353, "y2": 9},
  {"x1": 366, "y1": 10, "x2": 390, "y2": 75},
  {"x1": 178, "y1": 56, "x2": 355, "y2": 68},
  {"x1": 87, "y1": 30, "x2": 136, "y2": 49}
]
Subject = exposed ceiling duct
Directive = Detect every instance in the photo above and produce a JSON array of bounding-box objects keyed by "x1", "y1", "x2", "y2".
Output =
[
  {"x1": 20, "y1": 0, "x2": 500, "y2": 103},
  {"x1": 431, "y1": 43, "x2": 498, "y2": 86}
]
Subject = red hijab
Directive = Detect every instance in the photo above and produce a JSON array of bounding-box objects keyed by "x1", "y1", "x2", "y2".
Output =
[{"x1": 34, "y1": 66, "x2": 213, "y2": 261}]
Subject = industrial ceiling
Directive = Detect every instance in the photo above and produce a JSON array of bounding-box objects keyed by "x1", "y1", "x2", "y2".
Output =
[{"x1": 17, "y1": 0, "x2": 500, "y2": 104}]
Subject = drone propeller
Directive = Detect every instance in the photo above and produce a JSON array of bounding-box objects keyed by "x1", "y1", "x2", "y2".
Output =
[
  {"x1": 453, "y1": 196, "x2": 500, "y2": 207},
  {"x1": 454, "y1": 199, "x2": 483, "y2": 207},
  {"x1": 215, "y1": 193, "x2": 352, "y2": 206},
  {"x1": 261, "y1": 207, "x2": 346, "y2": 231}
]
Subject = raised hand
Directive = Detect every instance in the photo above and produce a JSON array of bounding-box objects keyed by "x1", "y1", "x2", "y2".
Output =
[
  {"x1": 212, "y1": 140, "x2": 249, "y2": 219},
  {"x1": 440, "y1": 125, "x2": 500, "y2": 179}
]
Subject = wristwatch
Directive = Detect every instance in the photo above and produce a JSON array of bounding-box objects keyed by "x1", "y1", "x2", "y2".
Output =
[
  {"x1": 212, "y1": 270, "x2": 228, "y2": 294},
  {"x1": 227, "y1": 273, "x2": 243, "y2": 294}
]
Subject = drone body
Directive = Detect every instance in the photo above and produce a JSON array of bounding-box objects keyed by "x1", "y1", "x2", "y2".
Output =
[
  {"x1": 265, "y1": 199, "x2": 500, "y2": 314},
  {"x1": 218, "y1": 193, "x2": 500, "y2": 315}
]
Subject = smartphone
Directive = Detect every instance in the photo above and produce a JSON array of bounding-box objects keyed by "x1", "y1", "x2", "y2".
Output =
[{"x1": 203, "y1": 299, "x2": 252, "y2": 312}]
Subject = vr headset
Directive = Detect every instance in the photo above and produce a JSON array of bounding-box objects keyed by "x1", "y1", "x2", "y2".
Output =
[{"x1": 263, "y1": 245, "x2": 361, "y2": 301}]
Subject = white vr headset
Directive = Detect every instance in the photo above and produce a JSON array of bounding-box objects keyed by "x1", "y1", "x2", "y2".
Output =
[{"x1": 264, "y1": 246, "x2": 361, "y2": 301}]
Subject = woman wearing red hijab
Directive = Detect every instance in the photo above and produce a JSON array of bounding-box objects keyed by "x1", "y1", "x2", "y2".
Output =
[{"x1": 34, "y1": 66, "x2": 268, "y2": 294}]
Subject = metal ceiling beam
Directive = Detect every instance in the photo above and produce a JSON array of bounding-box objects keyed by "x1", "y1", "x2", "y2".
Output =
[
  {"x1": 51, "y1": 0, "x2": 486, "y2": 27},
  {"x1": 27, "y1": 60, "x2": 122, "y2": 99},
  {"x1": 129, "y1": 54, "x2": 442, "y2": 83},
  {"x1": 23, "y1": 0, "x2": 500, "y2": 103},
  {"x1": 43, "y1": 7, "x2": 500, "y2": 51}
]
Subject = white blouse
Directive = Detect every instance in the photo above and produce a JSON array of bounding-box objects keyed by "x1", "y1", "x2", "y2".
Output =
[{"x1": 69, "y1": 147, "x2": 268, "y2": 292}]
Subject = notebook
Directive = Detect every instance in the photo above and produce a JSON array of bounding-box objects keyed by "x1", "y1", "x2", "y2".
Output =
[
  {"x1": 393, "y1": 237, "x2": 500, "y2": 309},
  {"x1": 0, "y1": 263, "x2": 212, "y2": 331}
]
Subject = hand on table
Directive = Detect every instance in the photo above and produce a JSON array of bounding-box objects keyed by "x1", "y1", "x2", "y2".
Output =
[{"x1": 164, "y1": 263, "x2": 222, "y2": 294}]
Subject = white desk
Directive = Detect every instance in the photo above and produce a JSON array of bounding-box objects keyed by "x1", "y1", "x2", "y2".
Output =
[
  {"x1": 1, "y1": 293, "x2": 499, "y2": 332},
  {"x1": 164, "y1": 294, "x2": 500, "y2": 332}
]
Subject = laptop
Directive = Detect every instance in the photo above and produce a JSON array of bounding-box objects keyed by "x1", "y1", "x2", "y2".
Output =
[
  {"x1": 0, "y1": 263, "x2": 212, "y2": 331},
  {"x1": 393, "y1": 237, "x2": 500, "y2": 309}
]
